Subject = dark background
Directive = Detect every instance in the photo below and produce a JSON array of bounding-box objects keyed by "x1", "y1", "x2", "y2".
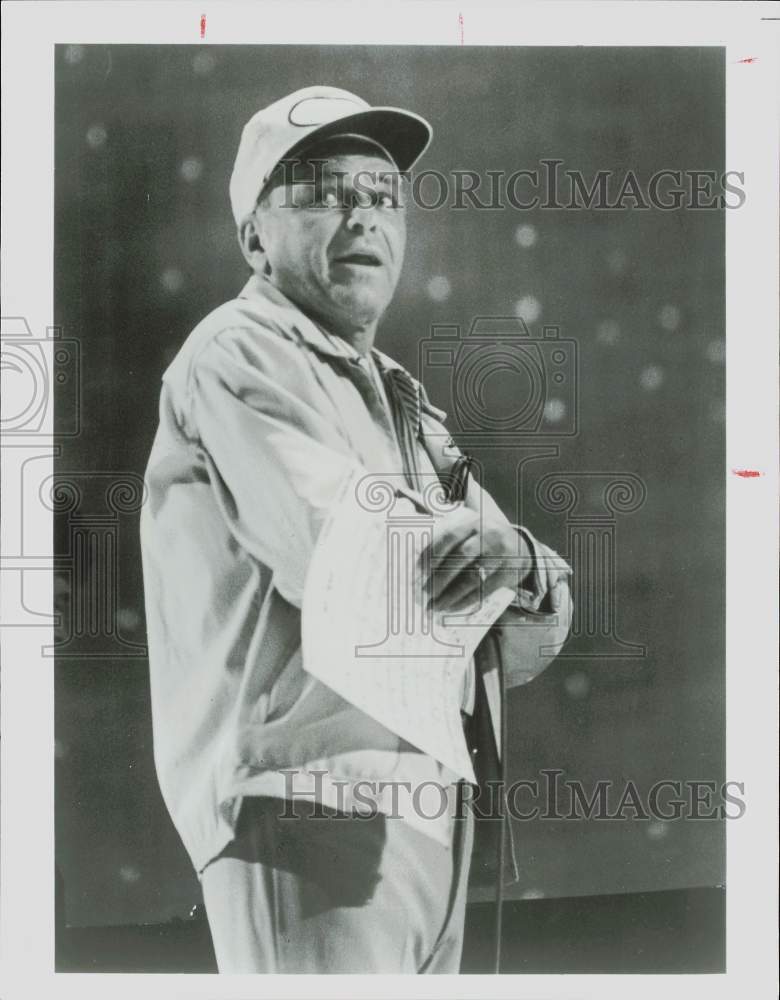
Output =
[{"x1": 54, "y1": 44, "x2": 725, "y2": 937}]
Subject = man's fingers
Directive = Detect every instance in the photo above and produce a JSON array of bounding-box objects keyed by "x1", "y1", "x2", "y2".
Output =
[
  {"x1": 439, "y1": 586, "x2": 482, "y2": 615},
  {"x1": 426, "y1": 537, "x2": 483, "y2": 602},
  {"x1": 428, "y1": 559, "x2": 510, "y2": 613},
  {"x1": 549, "y1": 577, "x2": 570, "y2": 614},
  {"x1": 417, "y1": 509, "x2": 479, "y2": 576},
  {"x1": 535, "y1": 546, "x2": 573, "y2": 596},
  {"x1": 427, "y1": 561, "x2": 483, "y2": 613}
]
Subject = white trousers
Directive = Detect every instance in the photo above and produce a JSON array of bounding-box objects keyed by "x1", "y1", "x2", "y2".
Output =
[{"x1": 201, "y1": 792, "x2": 475, "y2": 973}]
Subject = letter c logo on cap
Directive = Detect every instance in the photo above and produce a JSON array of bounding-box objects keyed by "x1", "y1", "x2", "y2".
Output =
[{"x1": 288, "y1": 96, "x2": 365, "y2": 126}]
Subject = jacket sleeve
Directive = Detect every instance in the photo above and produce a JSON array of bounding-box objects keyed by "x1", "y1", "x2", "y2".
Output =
[
  {"x1": 493, "y1": 526, "x2": 573, "y2": 688},
  {"x1": 186, "y1": 327, "x2": 368, "y2": 609},
  {"x1": 465, "y1": 474, "x2": 573, "y2": 690}
]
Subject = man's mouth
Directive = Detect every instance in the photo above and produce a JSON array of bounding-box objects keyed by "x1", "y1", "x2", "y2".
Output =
[{"x1": 333, "y1": 252, "x2": 382, "y2": 267}]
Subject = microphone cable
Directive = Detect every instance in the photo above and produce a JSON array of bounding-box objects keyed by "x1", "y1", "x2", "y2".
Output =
[
  {"x1": 444, "y1": 452, "x2": 507, "y2": 973},
  {"x1": 491, "y1": 628, "x2": 507, "y2": 974}
]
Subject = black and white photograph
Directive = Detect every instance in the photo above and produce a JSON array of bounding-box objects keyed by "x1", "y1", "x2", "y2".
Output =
[{"x1": 1, "y1": 2, "x2": 778, "y2": 996}]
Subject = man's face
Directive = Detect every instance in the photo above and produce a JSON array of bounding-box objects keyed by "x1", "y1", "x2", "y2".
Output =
[{"x1": 253, "y1": 146, "x2": 407, "y2": 334}]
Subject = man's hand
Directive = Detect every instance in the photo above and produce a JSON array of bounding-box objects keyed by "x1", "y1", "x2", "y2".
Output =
[{"x1": 417, "y1": 508, "x2": 535, "y2": 614}]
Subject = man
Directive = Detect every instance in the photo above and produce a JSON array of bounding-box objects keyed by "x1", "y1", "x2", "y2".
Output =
[{"x1": 140, "y1": 85, "x2": 572, "y2": 974}]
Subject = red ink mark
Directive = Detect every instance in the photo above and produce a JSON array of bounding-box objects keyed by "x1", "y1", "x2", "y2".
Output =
[
  {"x1": 200, "y1": 14, "x2": 206, "y2": 38},
  {"x1": 458, "y1": 12, "x2": 464, "y2": 45},
  {"x1": 732, "y1": 469, "x2": 763, "y2": 478},
  {"x1": 736, "y1": 57, "x2": 757, "y2": 64}
]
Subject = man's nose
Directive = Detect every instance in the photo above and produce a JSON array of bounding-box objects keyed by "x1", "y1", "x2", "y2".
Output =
[{"x1": 345, "y1": 201, "x2": 377, "y2": 232}]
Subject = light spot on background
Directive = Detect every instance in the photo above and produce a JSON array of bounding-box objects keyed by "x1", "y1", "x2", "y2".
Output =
[
  {"x1": 192, "y1": 51, "x2": 217, "y2": 76},
  {"x1": 426, "y1": 275, "x2": 451, "y2": 302},
  {"x1": 515, "y1": 295, "x2": 541, "y2": 323},
  {"x1": 564, "y1": 671, "x2": 591, "y2": 699},
  {"x1": 646, "y1": 820, "x2": 671, "y2": 841},
  {"x1": 117, "y1": 607, "x2": 142, "y2": 633},
  {"x1": 520, "y1": 888, "x2": 546, "y2": 900},
  {"x1": 596, "y1": 320, "x2": 621, "y2": 346},
  {"x1": 640, "y1": 365, "x2": 664, "y2": 391},
  {"x1": 160, "y1": 268, "x2": 184, "y2": 294},
  {"x1": 64, "y1": 45, "x2": 84, "y2": 66},
  {"x1": 179, "y1": 157, "x2": 204, "y2": 183},
  {"x1": 658, "y1": 304, "x2": 681, "y2": 331},
  {"x1": 706, "y1": 339, "x2": 725, "y2": 364},
  {"x1": 86, "y1": 124, "x2": 107, "y2": 150},
  {"x1": 606, "y1": 249, "x2": 628, "y2": 275},
  {"x1": 514, "y1": 224, "x2": 538, "y2": 249},
  {"x1": 119, "y1": 865, "x2": 142, "y2": 884},
  {"x1": 543, "y1": 399, "x2": 567, "y2": 424}
]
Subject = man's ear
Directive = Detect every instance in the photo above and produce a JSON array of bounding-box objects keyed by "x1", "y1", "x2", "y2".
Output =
[{"x1": 238, "y1": 213, "x2": 271, "y2": 275}]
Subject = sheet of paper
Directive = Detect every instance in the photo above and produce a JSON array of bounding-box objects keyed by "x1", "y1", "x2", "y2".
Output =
[{"x1": 302, "y1": 469, "x2": 515, "y2": 783}]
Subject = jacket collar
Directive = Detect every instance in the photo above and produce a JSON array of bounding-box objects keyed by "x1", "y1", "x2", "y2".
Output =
[{"x1": 239, "y1": 273, "x2": 406, "y2": 374}]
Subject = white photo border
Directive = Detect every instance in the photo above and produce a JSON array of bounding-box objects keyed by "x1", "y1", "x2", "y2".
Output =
[{"x1": 1, "y1": 1, "x2": 778, "y2": 997}]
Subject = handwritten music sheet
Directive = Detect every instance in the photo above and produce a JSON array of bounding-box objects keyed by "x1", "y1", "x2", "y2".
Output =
[{"x1": 302, "y1": 469, "x2": 515, "y2": 783}]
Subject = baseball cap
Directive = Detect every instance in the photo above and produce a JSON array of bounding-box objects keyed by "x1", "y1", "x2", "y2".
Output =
[{"x1": 229, "y1": 85, "x2": 433, "y2": 226}]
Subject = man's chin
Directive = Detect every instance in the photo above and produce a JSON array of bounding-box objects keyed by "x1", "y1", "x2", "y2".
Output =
[{"x1": 330, "y1": 289, "x2": 391, "y2": 328}]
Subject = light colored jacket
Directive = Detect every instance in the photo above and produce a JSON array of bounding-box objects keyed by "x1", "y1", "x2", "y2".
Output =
[{"x1": 140, "y1": 274, "x2": 572, "y2": 876}]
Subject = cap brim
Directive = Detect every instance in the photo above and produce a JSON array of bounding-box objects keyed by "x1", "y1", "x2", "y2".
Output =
[{"x1": 286, "y1": 106, "x2": 432, "y2": 173}]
